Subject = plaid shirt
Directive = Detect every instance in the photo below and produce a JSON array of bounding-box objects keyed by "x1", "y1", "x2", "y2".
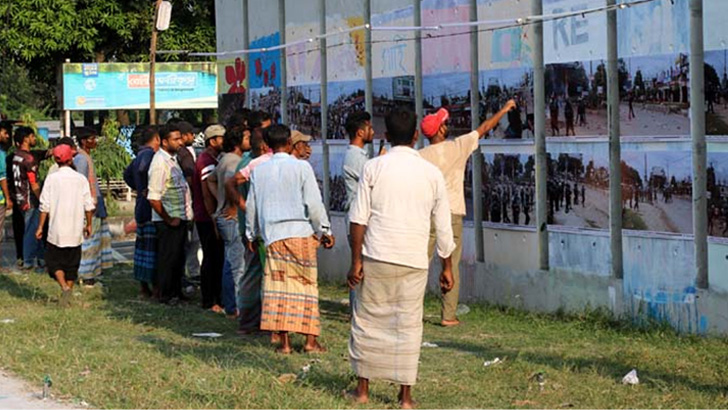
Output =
[{"x1": 147, "y1": 148, "x2": 193, "y2": 222}]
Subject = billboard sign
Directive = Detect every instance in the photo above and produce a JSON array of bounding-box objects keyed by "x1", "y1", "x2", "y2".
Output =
[{"x1": 63, "y1": 62, "x2": 218, "y2": 110}]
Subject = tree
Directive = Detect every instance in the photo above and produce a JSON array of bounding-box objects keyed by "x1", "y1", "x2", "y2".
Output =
[
  {"x1": 94, "y1": 119, "x2": 132, "y2": 198},
  {"x1": 0, "y1": 0, "x2": 215, "y2": 118}
]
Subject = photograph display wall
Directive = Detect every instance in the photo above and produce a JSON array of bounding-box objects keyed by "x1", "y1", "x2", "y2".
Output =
[
  {"x1": 708, "y1": 150, "x2": 728, "y2": 239},
  {"x1": 233, "y1": 0, "x2": 728, "y2": 242},
  {"x1": 372, "y1": 0, "x2": 416, "y2": 137}
]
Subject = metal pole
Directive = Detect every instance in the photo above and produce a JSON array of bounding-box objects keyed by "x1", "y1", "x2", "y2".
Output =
[
  {"x1": 690, "y1": 0, "x2": 708, "y2": 289},
  {"x1": 64, "y1": 110, "x2": 71, "y2": 138},
  {"x1": 243, "y1": 0, "x2": 251, "y2": 109},
  {"x1": 364, "y1": 0, "x2": 373, "y2": 157},
  {"x1": 364, "y1": 0, "x2": 372, "y2": 115},
  {"x1": 279, "y1": 0, "x2": 288, "y2": 125},
  {"x1": 532, "y1": 0, "x2": 549, "y2": 270},
  {"x1": 607, "y1": 0, "x2": 623, "y2": 279},
  {"x1": 320, "y1": 0, "x2": 331, "y2": 211},
  {"x1": 149, "y1": 0, "x2": 163, "y2": 125},
  {"x1": 470, "y1": 0, "x2": 484, "y2": 262},
  {"x1": 414, "y1": 0, "x2": 424, "y2": 148}
]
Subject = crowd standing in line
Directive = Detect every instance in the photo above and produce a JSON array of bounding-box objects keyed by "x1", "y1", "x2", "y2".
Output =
[{"x1": 0, "y1": 99, "x2": 518, "y2": 407}]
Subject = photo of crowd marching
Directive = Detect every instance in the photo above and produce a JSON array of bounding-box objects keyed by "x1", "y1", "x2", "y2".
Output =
[
  {"x1": 708, "y1": 152, "x2": 728, "y2": 238},
  {"x1": 464, "y1": 148, "x2": 608, "y2": 231}
]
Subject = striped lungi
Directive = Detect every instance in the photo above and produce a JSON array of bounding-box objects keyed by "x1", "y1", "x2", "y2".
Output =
[
  {"x1": 260, "y1": 236, "x2": 320, "y2": 336},
  {"x1": 349, "y1": 257, "x2": 428, "y2": 386},
  {"x1": 133, "y1": 222, "x2": 157, "y2": 285},
  {"x1": 79, "y1": 217, "x2": 114, "y2": 280}
]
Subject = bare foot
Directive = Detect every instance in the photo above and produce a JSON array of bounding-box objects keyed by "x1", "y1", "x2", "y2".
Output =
[
  {"x1": 342, "y1": 389, "x2": 368, "y2": 404},
  {"x1": 440, "y1": 319, "x2": 460, "y2": 327},
  {"x1": 270, "y1": 333, "x2": 281, "y2": 344},
  {"x1": 210, "y1": 305, "x2": 224, "y2": 314},
  {"x1": 304, "y1": 341, "x2": 327, "y2": 354},
  {"x1": 275, "y1": 346, "x2": 292, "y2": 355},
  {"x1": 399, "y1": 399, "x2": 417, "y2": 409}
]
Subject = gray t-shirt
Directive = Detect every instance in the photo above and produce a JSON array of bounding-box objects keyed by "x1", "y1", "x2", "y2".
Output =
[{"x1": 210, "y1": 152, "x2": 242, "y2": 218}]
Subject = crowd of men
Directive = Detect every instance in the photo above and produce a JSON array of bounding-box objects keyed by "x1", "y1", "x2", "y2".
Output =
[
  {"x1": 1, "y1": 97, "x2": 515, "y2": 408},
  {"x1": 0, "y1": 122, "x2": 115, "y2": 299}
]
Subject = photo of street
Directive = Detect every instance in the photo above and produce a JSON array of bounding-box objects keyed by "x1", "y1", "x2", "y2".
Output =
[
  {"x1": 621, "y1": 150, "x2": 693, "y2": 234},
  {"x1": 327, "y1": 81, "x2": 365, "y2": 139},
  {"x1": 286, "y1": 84, "x2": 321, "y2": 139},
  {"x1": 372, "y1": 76, "x2": 415, "y2": 136},
  {"x1": 707, "y1": 152, "x2": 728, "y2": 238},
  {"x1": 546, "y1": 148, "x2": 610, "y2": 229}
]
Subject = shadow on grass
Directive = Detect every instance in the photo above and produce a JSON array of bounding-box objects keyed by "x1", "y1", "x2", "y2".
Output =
[
  {"x1": 437, "y1": 338, "x2": 728, "y2": 396},
  {"x1": 95, "y1": 272, "x2": 356, "y2": 402},
  {"x1": 0, "y1": 272, "x2": 52, "y2": 302}
]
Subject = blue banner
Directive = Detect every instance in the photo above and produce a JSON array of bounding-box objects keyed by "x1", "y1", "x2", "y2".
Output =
[{"x1": 63, "y1": 62, "x2": 218, "y2": 111}]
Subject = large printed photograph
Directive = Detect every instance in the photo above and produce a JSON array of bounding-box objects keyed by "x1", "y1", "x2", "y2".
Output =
[{"x1": 620, "y1": 149, "x2": 693, "y2": 234}]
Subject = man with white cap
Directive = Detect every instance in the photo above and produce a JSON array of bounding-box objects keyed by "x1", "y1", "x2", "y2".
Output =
[
  {"x1": 418, "y1": 100, "x2": 515, "y2": 327},
  {"x1": 290, "y1": 130, "x2": 312, "y2": 160}
]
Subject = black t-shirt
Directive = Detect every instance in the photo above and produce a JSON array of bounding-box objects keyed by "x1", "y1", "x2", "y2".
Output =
[
  {"x1": 12, "y1": 149, "x2": 39, "y2": 210},
  {"x1": 176, "y1": 146, "x2": 196, "y2": 179}
]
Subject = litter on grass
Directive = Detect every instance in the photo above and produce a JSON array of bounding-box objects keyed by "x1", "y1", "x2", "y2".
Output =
[
  {"x1": 192, "y1": 333, "x2": 223, "y2": 338},
  {"x1": 421, "y1": 342, "x2": 439, "y2": 348},
  {"x1": 483, "y1": 357, "x2": 503, "y2": 367},
  {"x1": 622, "y1": 369, "x2": 639, "y2": 385},
  {"x1": 456, "y1": 304, "x2": 470, "y2": 316}
]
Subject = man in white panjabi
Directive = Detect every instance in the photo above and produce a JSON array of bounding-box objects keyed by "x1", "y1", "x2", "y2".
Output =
[{"x1": 346, "y1": 107, "x2": 456, "y2": 409}]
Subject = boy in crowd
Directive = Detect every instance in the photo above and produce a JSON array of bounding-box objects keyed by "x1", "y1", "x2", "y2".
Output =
[{"x1": 37, "y1": 145, "x2": 95, "y2": 306}]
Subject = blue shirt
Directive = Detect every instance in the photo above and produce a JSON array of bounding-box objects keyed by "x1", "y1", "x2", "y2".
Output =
[
  {"x1": 74, "y1": 151, "x2": 107, "y2": 218},
  {"x1": 0, "y1": 148, "x2": 6, "y2": 206},
  {"x1": 246, "y1": 153, "x2": 331, "y2": 246},
  {"x1": 343, "y1": 144, "x2": 369, "y2": 212},
  {"x1": 123, "y1": 146, "x2": 155, "y2": 223}
]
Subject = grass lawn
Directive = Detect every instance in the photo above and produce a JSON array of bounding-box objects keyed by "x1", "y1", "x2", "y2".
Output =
[{"x1": 1, "y1": 265, "x2": 728, "y2": 409}]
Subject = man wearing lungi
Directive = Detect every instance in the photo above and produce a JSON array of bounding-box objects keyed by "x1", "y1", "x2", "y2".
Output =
[
  {"x1": 347, "y1": 107, "x2": 456, "y2": 409},
  {"x1": 123, "y1": 126, "x2": 161, "y2": 298},
  {"x1": 74, "y1": 127, "x2": 114, "y2": 285},
  {"x1": 245, "y1": 124, "x2": 335, "y2": 354}
]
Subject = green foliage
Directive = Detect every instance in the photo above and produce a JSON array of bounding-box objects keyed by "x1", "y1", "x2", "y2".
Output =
[
  {"x1": 93, "y1": 119, "x2": 131, "y2": 185},
  {"x1": 0, "y1": 0, "x2": 216, "y2": 117},
  {"x1": 0, "y1": 59, "x2": 53, "y2": 120}
]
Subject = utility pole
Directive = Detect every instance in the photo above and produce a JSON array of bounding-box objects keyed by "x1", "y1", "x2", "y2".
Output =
[{"x1": 149, "y1": 0, "x2": 164, "y2": 125}]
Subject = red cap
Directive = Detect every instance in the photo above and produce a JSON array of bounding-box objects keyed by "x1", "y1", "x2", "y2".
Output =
[
  {"x1": 53, "y1": 144, "x2": 74, "y2": 163},
  {"x1": 421, "y1": 108, "x2": 449, "y2": 138}
]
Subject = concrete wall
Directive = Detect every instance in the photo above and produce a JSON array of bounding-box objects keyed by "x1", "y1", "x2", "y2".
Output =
[
  {"x1": 217, "y1": 0, "x2": 728, "y2": 335},
  {"x1": 318, "y1": 213, "x2": 728, "y2": 335}
]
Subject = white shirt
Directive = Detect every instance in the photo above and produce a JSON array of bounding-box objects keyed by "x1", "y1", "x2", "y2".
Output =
[
  {"x1": 39, "y1": 167, "x2": 95, "y2": 248},
  {"x1": 419, "y1": 131, "x2": 479, "y2": 216},
  {"x1": 348, "y1": 146, "x2": 456, "y2": 270}
]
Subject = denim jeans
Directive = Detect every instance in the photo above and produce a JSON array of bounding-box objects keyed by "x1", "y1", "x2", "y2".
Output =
[
  {"x1": 23, "y1": 207, "x2": 45, "y2": 268},
  {"x1": 217, "y1": 216, "x2": 246, "y2": 315}
]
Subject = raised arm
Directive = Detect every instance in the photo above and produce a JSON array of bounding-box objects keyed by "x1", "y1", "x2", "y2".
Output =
[{"x1": 476, "y1": 99, "x2": 516, "y2": 137}]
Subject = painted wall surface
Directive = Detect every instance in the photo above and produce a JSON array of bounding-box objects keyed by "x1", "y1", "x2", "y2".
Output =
[
  {"x1": 708, "y1": 239, "x2": 728, "y2": 294},
  {"x1": 477, "y1": 0, "x2": 533, "y2": 70}
]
